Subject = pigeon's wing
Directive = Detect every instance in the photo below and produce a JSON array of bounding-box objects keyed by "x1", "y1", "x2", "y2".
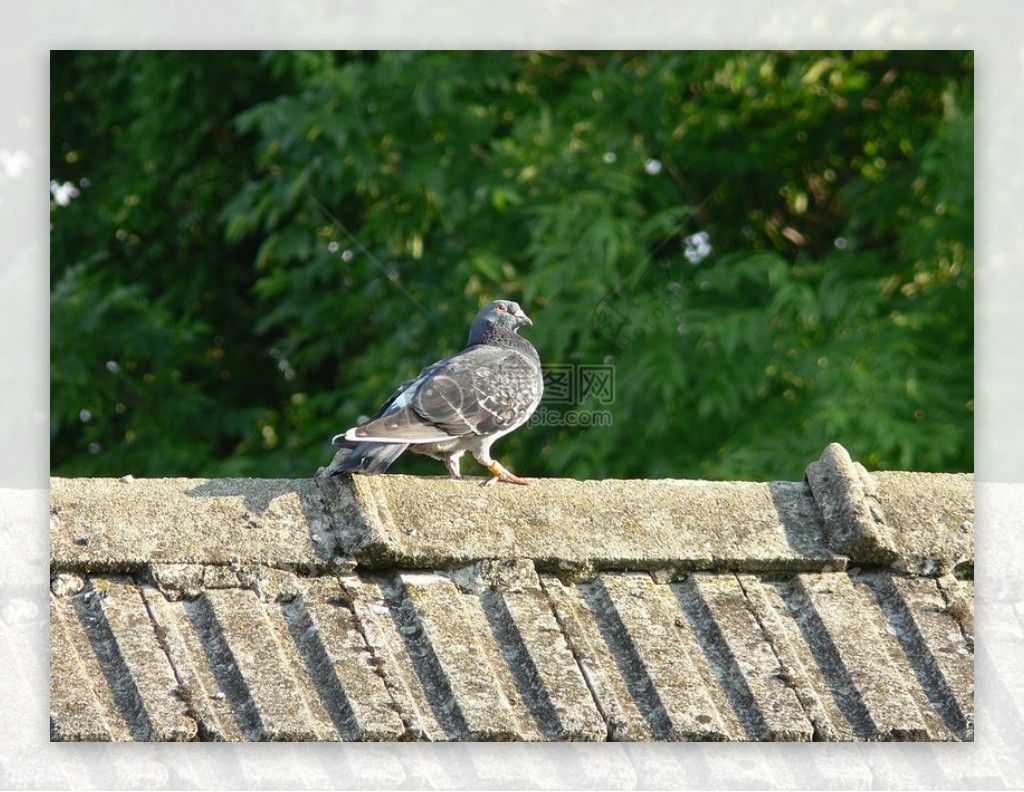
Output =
[
  {"x1": 347, "y1": 346, "x2": 542, "y2": 443},
  {"x1": 413, "y1": 347, "x2": 542, "y2": 436}
]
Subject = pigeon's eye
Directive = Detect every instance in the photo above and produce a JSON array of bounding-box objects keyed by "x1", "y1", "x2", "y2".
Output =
[{"x1": 495, "y1": 303, "x2": 507, "y2": 312}]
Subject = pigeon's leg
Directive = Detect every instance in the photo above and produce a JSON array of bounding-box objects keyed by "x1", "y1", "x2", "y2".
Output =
[
  {"x1": 483, "y1": 460, "x2": 529, "y2": 486},
  {"x1": 445, "y1": 453, "x2": 462, "y2": 478}
]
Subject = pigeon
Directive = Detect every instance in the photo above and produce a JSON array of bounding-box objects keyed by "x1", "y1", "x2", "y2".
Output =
[{"x1": 325, "y1": 299, "x2": 543, "y2": 485}]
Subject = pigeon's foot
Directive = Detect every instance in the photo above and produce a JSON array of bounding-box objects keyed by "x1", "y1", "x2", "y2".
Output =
[
  {"x1": 483, "y1": 460, "x2": 529, "y2": 486},
  {"x1": 441, "y1": 451, "x2": 466, "y2": 478}
]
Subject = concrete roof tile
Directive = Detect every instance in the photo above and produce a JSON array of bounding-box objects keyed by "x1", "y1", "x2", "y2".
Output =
[
  {"x1": 869, "y1": 574, "x2": 973, "y2": 739},
  {"x1": 938, "y1": 575, "x2": 974, "y2": 649},
  {"x1": 49, "y1": 566, "x2": 974, "y2": 743},
  {"x1": 477, "y1": 571, "x2": 607, "y2": 740},
  {"x1": 48, "y1": 443, "x2": 974, "y2": 742},
  {"x1": 193, "y1": 587, "x2": 327, "y2": 740},
  {"x1": 805, "y1": 443, "x2": 974, "y2": 572},
  {"x1": 733, "y1": 574, "x2": 857, "y2": 741},
  {"x1": 789, "y1": 572, "x2": 937, "y2": 740},
  {"x1": 683, "y1": 573, "x2": 812, "y2": 740},
  {"x1": 594, "y1": 572, "x2": 734, "y2": 740},
  {"x1": 872, "y1": 470, "x2": 974, "y2": 576},
  {"x1": 49, "y1": 594, "x2": 116, "y2": 741},
  {"x1": 139, "y1": 586, "x2": 246, "y2": 741},
  {"x1": 804, "y1": 442, "x2": 898, "y2": 562},
  {"x1": 86, "y1": 578, "x2": 196, "y2": 740},
  {"x1": 329, "y1": 475, "x2": 839, "y2": 573},
  {"x1": 541, "y1": 576, "x2": 654, "y2": 741},
  {"x1": 50, "y1": 477, "x2": 334, "y2": 574},
  {"x1": 339, "y1": 576, "x2": 450, "y2": 741},
  {"x1": 284, "y1": 578, "x2": 406, "y2": 740},
  {"x1": 394, "y1": 571, "x2": 537, "y2": 740}
]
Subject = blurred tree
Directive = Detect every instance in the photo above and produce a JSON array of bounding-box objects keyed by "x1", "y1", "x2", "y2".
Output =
[{"x1": 50, "y1": 50, "x2": 973, "y2": 480}]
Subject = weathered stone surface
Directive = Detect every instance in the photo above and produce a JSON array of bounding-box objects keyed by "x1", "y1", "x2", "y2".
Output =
[
  {"x1": 88, "y1": 579, "x2": 197, "y2": 740},
  {"x1": 49, "y1": 595, "x2": 115, "y2": 741},
  {"x1": 149, "y1": 564, "x2": 206, "y2": 599},
  {"x1": 804, "y1": 444, "x2": 974, "y2": 576},
  {"x1": 541, "y1": 576, "x2": 653, "y2": 741},
  {"x1": 392, "y1": 572, "x2": 537, "y2": 740},
  {"x1": 865, "y1": 574, "x2": 973, "y2": 740},
  {"x1": 736, "y1": 574, "x2": 858, "y2": 741},
  {"x1": 596, "y1": 573, "x2": 733, "y2": 740},
  {"x1": 683, "y1": 573, "x2": 813, "y2": 740},
  {"x1": 939, "y1": 575, "x2": 974, "y2": 649},
  {"x1": 52, "y1": 452, "x2": 972, "y2": 579},
  {"x1": 322, "y1": 473, "x2": 839, "y2": 573},
  {"x1": 49, "y1": 567, "x2": 978, "y2": 744},
  {"x1": 141, "y1": 588, "x2": 246, "y2": 741},
  {"x1": 47, "y1": 445, "x2": 976, "y2": 743},
  {"x1": 479, "y1": 569, "x2": 607, "y2": 740},
  {"x1": 804, "y1": 442, "x2": 897, "y2": 563},
  {"x1": 49, "y1": 572, "x2": 84, "y2": 597},
  {"x1": 339, "y1": 576, "x2": 448, "y2": 741},
  {"x1": 789, "y1": 572, "x2": 933, "y2": 740},
  {"x1": 198, "y1": 588, "x2": 324, "y2": 740},
  {"x1": 50, "y1": 477, "x2": 335, "y2": 573},
  {"x1": 872, "y1": 471, "x2": 974, "y2": 576},
  {"x1": 285, "y1": 578, "x2": 406, "y2": 740}
]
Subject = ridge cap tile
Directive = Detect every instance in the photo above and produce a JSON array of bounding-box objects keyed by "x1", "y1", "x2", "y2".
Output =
[
  {"x1": 804, "y1": 442, "x2": 899, "y2": 564},
  {"x1": 318, "y1": 472, "x2": 838, "y2": 573},
  {"x1": 51, "y1": 444, "x2": 973, "y2": 576}
]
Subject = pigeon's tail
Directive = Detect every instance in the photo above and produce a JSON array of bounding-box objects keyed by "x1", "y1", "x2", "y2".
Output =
[{"x1": 326, "y1": 441, "x2": 408, "y2": 476}]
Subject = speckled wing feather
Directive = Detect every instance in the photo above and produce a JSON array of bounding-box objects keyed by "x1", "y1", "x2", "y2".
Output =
[
  {"x1": 413, "y1": 346, "x2": 541, "y2": 435},
  {"x1": 349, "y1": 346, "x2": 542, "y2": 442}
]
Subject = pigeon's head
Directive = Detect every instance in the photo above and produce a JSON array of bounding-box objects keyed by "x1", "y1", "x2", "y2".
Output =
[{"x1": 468, "y1": 299, "x2": 534, "y2": 345}]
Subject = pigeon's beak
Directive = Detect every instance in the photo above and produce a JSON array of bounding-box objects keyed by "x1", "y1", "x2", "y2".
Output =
[{"x1": 513, "y1": 306, "x2": 533, "y2": 327}]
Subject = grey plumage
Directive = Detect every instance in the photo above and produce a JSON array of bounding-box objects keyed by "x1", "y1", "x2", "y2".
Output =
[{"x1": 325, "y1": 299, "x2": 543, "y2": 485}]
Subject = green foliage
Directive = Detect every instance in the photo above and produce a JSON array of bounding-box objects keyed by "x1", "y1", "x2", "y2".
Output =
[{"x1": 51, "y1": 50, "x2": 973, "y2": 480}]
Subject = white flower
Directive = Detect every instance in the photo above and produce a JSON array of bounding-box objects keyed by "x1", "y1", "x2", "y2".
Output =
[
  {"x1": 49, "y1": 180, "x2": 80, "y2": 206},
  {"x1": 644, "y1": 158, "x2": 663, "y2": 175},
  {"x1": 684, "y1": 231, "x2": 712, "y2": 264}
]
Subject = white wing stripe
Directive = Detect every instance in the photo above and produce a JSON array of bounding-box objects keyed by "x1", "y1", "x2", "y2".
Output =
[{"x1": 344, "y1": 427, "x2": 449, "y2": 444}]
